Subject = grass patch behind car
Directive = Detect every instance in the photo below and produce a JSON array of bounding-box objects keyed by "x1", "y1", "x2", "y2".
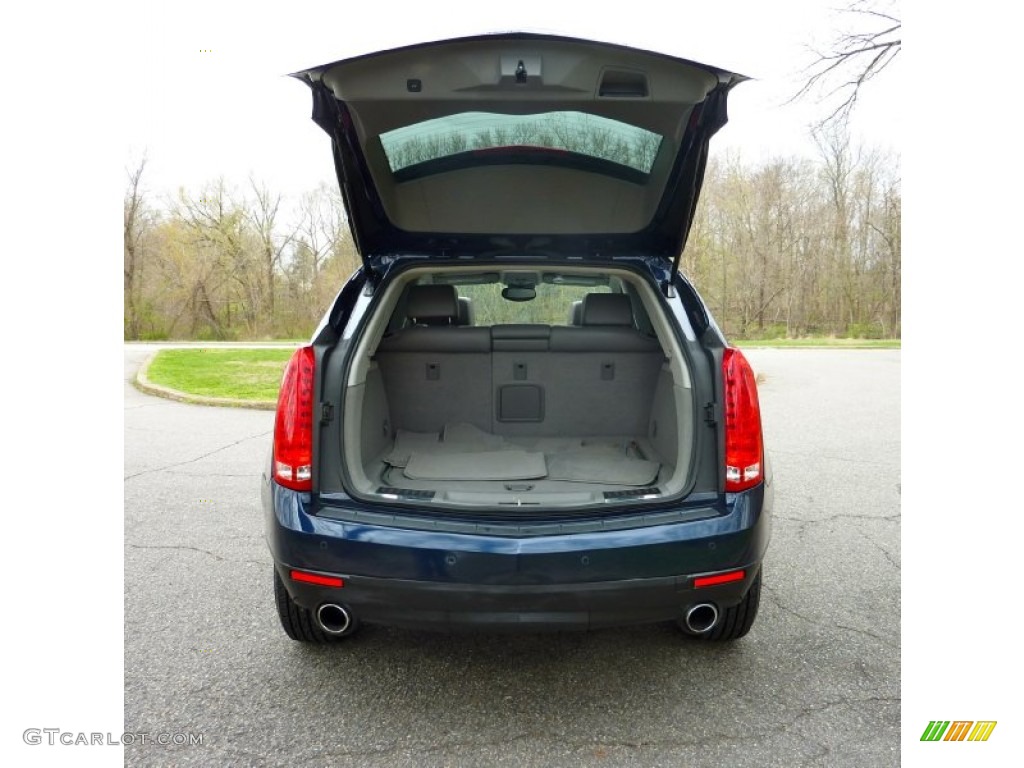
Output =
[{"x1": 145, "y1": 349, "x2": 295, "y2": 401}]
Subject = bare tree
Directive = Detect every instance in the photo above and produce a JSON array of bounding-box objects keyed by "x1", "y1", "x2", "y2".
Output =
[
  {"x1": 795, "y1": 0, "x2": 901, "y2": 126},
  {"x1": 174, "y1": 180, "x2": 260, "y2": 337},
  {"x1": 686, "y1": 139, "x2": 898, "y2": 339},
  {"x1": 294, "y1": 182, "x2": 347, "y2": 281},
  {"x1": 280, "y1": 182, "x2": 355, "y2": 330},
  {"x1": 124, "y1": 156, "x2": 151, "y2": 339},
  {"x1": 246, "y1": 177, "x2": 296, "y2": 327}
]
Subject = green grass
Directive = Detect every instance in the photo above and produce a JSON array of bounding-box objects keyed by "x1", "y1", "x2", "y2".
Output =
[
  {"x1": 146, "y1": 349, "x2": 295, "y2": 400},
  {"x1": 734, "y1": 338, "x2": 901, "y2": 349}
]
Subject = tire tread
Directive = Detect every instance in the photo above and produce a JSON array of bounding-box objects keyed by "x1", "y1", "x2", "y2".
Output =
[
  {"x1": 696, "y1": 568, "x2": 762, "y2": 642},
  {"x1": 274, "y1": 569, "x2": 334, "y2": 643}
]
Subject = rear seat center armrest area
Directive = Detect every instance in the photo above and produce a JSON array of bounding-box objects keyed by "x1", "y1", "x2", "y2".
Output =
[{"x1": 491, "y1": 324, "x2": 552, "y2": 351}]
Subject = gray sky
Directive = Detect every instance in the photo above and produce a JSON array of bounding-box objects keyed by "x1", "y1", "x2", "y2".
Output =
[{"x1": 123, "y1": 0, "x2": 901, "y2": 204}]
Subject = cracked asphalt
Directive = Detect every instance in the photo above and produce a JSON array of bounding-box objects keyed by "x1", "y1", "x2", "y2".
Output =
[{"x1": 124, "y1": 344, "x2": 900, "y2": 767}]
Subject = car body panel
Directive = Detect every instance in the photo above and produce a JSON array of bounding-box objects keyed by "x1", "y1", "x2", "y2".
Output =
[
  {"x1": 273, "y1": 566, "x2": 761, "y2": 632},
  {"x1": 262, "y1": 469, "x2": 772, "y2": 631}
]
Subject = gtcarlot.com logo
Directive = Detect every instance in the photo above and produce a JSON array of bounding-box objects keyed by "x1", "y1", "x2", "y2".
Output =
[
  {"x1": 23, "y1": 729, "x2": 203, "y2": 746},
  {"x1": 920, "y1": 721, "x2": 997, "y2": 742}
]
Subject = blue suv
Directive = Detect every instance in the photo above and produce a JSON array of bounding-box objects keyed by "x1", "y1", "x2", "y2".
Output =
[{"x1": 262, "y1": 33, "x2": 771, "y2": 642}]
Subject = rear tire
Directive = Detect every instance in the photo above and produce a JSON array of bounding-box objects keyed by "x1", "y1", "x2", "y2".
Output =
[
  {"x1": 273, "y1": 569, "x2": 356, "y2": 643},
  {"x1": 685, "y1": 569, "x2": 761, "y2": 642}
]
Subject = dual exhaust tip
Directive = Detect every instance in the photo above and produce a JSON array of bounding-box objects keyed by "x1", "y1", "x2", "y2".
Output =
[
  {"x1": 318, "y1": 601, "x2": 718, "y2": 635},
  {"x1": 684, "y1": 603, "x2": 719, "y2": 634},
  {"x1": 316, "y1": 603, "x2": 354, "y2": 636}
]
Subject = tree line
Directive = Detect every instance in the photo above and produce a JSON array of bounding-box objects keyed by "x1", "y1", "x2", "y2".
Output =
[
  {"x1": 687, "y1": 129, "x2": 900, "y2": 338},
  {"x1": 124, "y1": 168, "x2": 359, "y2": 340},
  {"x1": 124, "y1": 131, "x2": 899, "y2": 340}
]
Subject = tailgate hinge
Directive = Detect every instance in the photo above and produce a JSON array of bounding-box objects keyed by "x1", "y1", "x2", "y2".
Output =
[{"x1": 319, "y1": 402, "x2": 335, "y2": 425}]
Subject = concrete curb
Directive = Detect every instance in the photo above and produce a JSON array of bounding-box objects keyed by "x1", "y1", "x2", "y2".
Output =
[{"x1": 133, "y1": 353, "x2": 278, "y2": 411}]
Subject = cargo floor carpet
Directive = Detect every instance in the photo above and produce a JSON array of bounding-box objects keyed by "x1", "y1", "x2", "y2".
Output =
[
  {"x1": 545, "y1": 450, "x2": 660, "y2": 486},
  {"x1": 380, "y1": 424, "x2": 661, "y2": 487},
  {"x1": 403, "y1": 450, "x2": 547, "y2": 481}
]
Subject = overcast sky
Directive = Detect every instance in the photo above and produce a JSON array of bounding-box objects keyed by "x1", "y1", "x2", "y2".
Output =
[{"x1": 122, "y1": 0, "x2": 901, "y2": 205}]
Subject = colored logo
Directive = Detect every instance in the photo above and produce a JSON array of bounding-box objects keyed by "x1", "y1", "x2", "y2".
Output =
[{"x1": 920, "y1": 721, "x2": 997, "y2": 742}]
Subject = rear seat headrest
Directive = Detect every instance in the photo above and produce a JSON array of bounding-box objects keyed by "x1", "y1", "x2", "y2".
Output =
[
  {"x1": 407, "y1": 285, "x2": 458, "y2": 325},
  {"x1": 581, "y1": 293, "x2": 633, "y2": 326}
]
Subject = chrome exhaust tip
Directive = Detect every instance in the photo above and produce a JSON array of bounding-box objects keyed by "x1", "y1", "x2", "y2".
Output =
[
  {"x1": 684, "y1": 603, "x2": 719, "y2": 634},
  {"x1": 316, "y1": 603, "x2": 353, "y2": 635}
]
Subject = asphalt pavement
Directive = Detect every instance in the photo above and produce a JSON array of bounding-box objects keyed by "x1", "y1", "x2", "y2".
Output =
[{"x1": 124, "y1": 344, "x2": 900, "y2": 767}]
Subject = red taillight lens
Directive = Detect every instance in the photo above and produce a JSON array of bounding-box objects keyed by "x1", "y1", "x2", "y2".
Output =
[
  {"x1": 694, "y1": 569, "x2": 746, "y2": 588},
  {"x1": 273, "y1": 346, "x2": 315, "y2": 491},
  {"x1": 289, "y1": 569, "x2": 344, "y2": 588},
  {"x1": 723, "y1": 348, "x2": 763, "y2": 492}
]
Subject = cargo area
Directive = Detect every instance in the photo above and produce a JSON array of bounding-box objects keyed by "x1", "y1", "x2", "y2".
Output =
[{"x1": 330, "y1": 270, "x2": 698, "y2": 508}]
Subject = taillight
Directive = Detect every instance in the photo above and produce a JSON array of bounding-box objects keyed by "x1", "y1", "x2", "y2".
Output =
[
  {"x1": 273, "y1": 346, "x2": 315, "y2": 491},
  {"x1": 722, "y1": 347, "x2": 763, "y2": 492}
]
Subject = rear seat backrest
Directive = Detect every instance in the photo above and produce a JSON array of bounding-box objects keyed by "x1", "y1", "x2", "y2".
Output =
[
  {"x1": 376, "y1": 289, "x2": 664, "y2": 438},
  {"x1": 492, "y1": 295, "x2": 663, "y2": 437},
  {"x1": 375, "y1": 284, "x2": 491, "y2": 432}
]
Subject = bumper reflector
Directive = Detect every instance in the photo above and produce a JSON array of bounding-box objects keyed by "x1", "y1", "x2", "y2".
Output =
[
  {"x1": 694, "y1": 569, "x2": 746, "y2": 588},
  {"x1": 290, "y1": 569, "x2": 344, "y2": 588}
]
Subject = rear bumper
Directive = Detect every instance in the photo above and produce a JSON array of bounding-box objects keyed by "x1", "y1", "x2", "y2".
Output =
[
  {"x1": 275, "y1": 562, "x2": 760, "y2": 631},
  {"x1": 263, "y1": 477, "x2": 772, "y2": 632}
]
